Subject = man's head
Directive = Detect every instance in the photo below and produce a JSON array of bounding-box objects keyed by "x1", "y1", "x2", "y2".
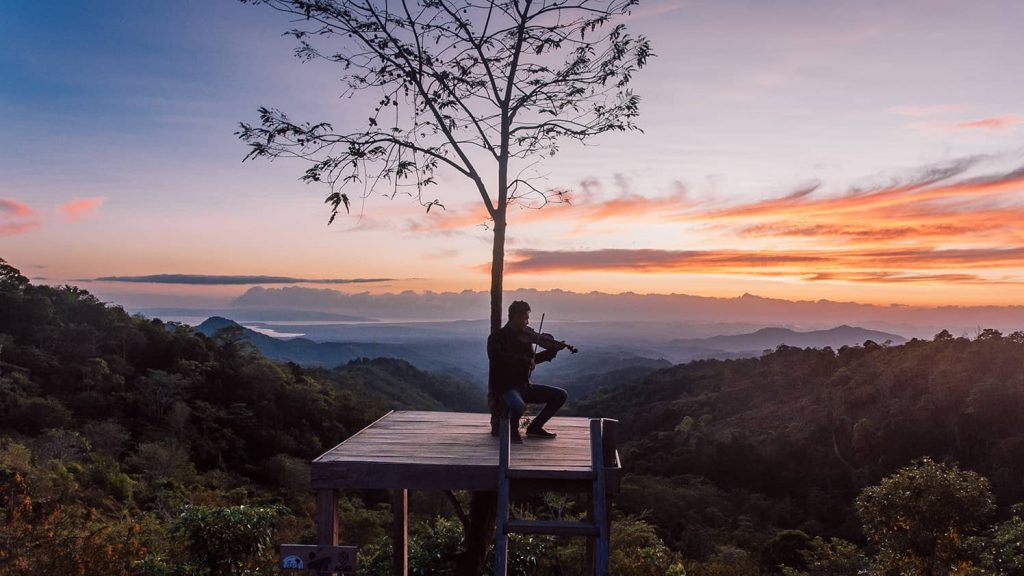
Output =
[{"x1": 508, "y1": 300, "x2": 531, "y2": 332}]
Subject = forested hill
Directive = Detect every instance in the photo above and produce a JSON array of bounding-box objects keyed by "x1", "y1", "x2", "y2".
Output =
[
  {"x1": 5, "y1": 257, "x2": 1024, "y2": 574},
  {"x1": 0, "y1": 258, "x2": 484, "y2": 478},
  {"x1": 572, "y1": 331, "x2": 1024, "y2": 559},
  {"x1": 1, "y1": 260, "x2": 692, "y2": 576}
]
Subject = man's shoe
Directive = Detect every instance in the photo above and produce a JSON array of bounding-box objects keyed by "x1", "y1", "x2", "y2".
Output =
[{"x1": 526, "y1": 427, "x2": 557, "y2": 439}]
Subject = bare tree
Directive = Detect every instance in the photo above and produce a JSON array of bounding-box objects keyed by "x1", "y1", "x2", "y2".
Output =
[{"x1": 237, "y1": 0, "x2": 650, "y2": 572}]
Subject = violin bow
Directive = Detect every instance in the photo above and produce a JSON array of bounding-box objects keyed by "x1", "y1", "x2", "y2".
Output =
[{"x1": 528, "y1": 312, "x2": 545, "y2": 380}]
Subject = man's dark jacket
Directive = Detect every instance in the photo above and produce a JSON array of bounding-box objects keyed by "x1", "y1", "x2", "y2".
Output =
[{"x1": 487, "y1": 323, "x2": 558, "y2": 407}]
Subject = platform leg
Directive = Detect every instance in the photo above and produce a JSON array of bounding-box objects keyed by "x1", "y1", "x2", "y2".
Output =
[
  {"x1": 391, "y1": 489, "x2": 409, "y2": 576},
  {"x1": 591, "y1": 419, "x2": 609, "y2": 576},
  {"x1": 314, "y1": 490, "x2": 339, "y2": 576},
  {"x1": 494, "y1": 414, "x2": 511, "y2": 576},
  {"x1": 317, "y1": 489, "x2": 338, "y2": 546},
  {"x1": 585, "y1": 493, "x2": 596, "y2": 575}
]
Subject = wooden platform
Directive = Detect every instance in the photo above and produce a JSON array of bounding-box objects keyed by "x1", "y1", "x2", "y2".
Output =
[{"x1": 312, "y1": 410, "x2": 622, "y2": 492}]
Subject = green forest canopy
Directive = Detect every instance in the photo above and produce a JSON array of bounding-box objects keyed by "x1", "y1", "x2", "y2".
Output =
[{"x1": 2, "y1": 258, "x2": 1023, "y2": 575}]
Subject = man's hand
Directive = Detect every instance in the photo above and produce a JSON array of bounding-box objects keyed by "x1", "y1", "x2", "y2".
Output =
[{"x1": 528, "y1": 357, "x2": 536, "y2": 371}]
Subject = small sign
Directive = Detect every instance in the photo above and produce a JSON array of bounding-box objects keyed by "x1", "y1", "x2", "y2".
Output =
[{"x1": 279, "y1": 545, "x2": 358, "y2": 574}]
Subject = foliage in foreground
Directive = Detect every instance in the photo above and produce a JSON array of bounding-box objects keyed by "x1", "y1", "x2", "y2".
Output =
[{"x1": 576, "y1": 327, "x2": 1024, "y2": 561}]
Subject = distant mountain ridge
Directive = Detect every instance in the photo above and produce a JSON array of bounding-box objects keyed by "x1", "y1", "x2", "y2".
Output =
[
  {"x1": 193, "y1": 316, "x2": 908, "y2": 387},
  {"x1": 228, "y1": 286, "x2": 1024, "y2": 337},
  {"x1": 194, "y1": 317, "x2": 484, "y2": 411},
  {"x1": 671, "y1": 324, "x2": 907, "y2": 354},
  {"x1": 194, "y1": 316, "x2": 474, "y2": 377},
  {"x1": 141, "y1": 307, "x2": 375, "y2": 322}
]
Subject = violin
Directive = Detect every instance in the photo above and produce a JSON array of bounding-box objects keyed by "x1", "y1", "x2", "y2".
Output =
[{"x1": 519, "y1": 326, "x2": 579, "y2": 354}]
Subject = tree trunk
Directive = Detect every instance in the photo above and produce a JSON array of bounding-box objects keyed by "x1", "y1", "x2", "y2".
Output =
[
  {"x1": 457, "y1": 491, "x2": 498, "y2": 575},
  {"x1": 457, "y1": 211, "x2": 506, "y2": 576},
  {"x1": 488, "y1": 215, "x2": 507, "y2": 334}
]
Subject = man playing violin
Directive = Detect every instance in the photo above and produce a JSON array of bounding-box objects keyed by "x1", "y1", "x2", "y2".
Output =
[{"x1": 487, "y1": 300, "x2": 570, "y2": 441}]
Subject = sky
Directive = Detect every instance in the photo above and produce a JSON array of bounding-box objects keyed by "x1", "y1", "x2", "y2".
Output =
[{"x1": 2, "y1": 0, "x2": 1023, "y2": 310}]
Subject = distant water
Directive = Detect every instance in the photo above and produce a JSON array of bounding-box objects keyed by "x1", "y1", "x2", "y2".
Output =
[
  {"x1": 151, "y1": 315, "x2": 473, "y2": 340},
  {"x1": 156, "y1": 315, "x2": 434, "y2": 326},
  {"x1": 245, "y1": 325, "x2": 306, "y2": 338},
  {"x1": 150, "y1": 316, "x2": 304, "y2": 338}
]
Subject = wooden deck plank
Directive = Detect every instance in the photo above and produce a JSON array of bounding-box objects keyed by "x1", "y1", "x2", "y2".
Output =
[
  {"x1": 318, "y1": 452, "x2": 594, "y2": 463},
  {"x1": 386, "y1": 411, "x2": 589, "y2": 423},
  {"x1": 311, "y1": 411, "x2": 622, "y2": 491}
]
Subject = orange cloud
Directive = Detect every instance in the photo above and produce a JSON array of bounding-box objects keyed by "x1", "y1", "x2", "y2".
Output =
[
  {"x1": 505, "y1": 247, "x2": 1024, "y2": 283},
  {"x1": 0, "y1": 198, "x2": 36, "y2": 217},
  {"x1": 687, "y1": 162, "x2": 1024, "y2": 250},
  {"x1": 60, "y1": 197, "x2": 105, "y2": 221},
  {"x1": 404, "y1": 208, "x2": 491, "y2": 234},
  {"x1": 953, "y1": 115, "x2": 1024, "y2": 131},
  {"x1": 404, "y1": 182, "x2": 694, "y2": 234},
  {"x1": 450, "y1": 159, "x2": 1024, "y2": 292},
  {"x1": 804, "y1": 272, "x2": 990, "y2": 284}
]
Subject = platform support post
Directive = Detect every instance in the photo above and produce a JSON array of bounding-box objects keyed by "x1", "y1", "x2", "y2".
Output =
[
  {"x1": 391, "y1": 489, "x2": 409, "y2": 576},
  {"x1": 590, "y1": 419, "x2": 609, "y2": 576},
  {"x1": 316, "y1": 489, "x2": 338, "y2": 546},
  {"x1": 494, "y1": 414, "x2": 511, "y2": 576},
  {"x1": 585, "y1": 492, "x2": 596, "y2": 574}
]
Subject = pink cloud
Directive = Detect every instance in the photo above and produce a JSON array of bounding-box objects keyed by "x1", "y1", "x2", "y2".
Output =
[
  {"x1": 0, "y1": 221, "x2": 42, "y2": 237},
  {"x1": 60, "y1": 197, "x2": 105, "y2": 221},
  {"x1": 953, "y1": 115, "x2": 1024, "y2": 131},
  {"x1": 0, "y1": 198, "x2": 35, "y2": 217}
]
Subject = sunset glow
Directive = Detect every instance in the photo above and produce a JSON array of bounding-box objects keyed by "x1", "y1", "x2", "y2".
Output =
[{"x1": 2, "y1": 1, "x2": 1022, "y2": 311}]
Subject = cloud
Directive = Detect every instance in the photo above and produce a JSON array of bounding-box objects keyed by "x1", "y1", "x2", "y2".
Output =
[
  {"x1": 226, "y1": 285, "x2": 1024, "y2": 337},
  {"x1": 0, "y1": 198, "x2": 36, "y2": 217},
  {"x1": 404, "y1": 176, "x2": 695, "y2": 234},
  {"x1": 0, "y1": 221, "x2": 42, "y2": 237},
  {"x1": 913, "y1": 116, "x2": 1024, "y2": 133},
  {"x1": 548, "y1": 158, "x2": 1024, "y2": 286},
  {"x1": 0, "y1": 198, "x2": 40, "y2": 236},
  {"x1": 952, "y1": 115, "x2": 1024, "y2": 131},
  {"x1": 404, "y1": 209, "x2": 490, "y2": 234},
  {"x1": 688, "y1": 158, "x2": 1024, "y2": 246},
  {"x1": 803, "y1": 272, "x2": 991, "y2": 284},
  {"x1": 505, "y1": 246, "x2": 1024, "y2": 282},
  {"x1": 91, "y1": 274, "x2": 395, "y2": 285},
  {"x1": 60, "y1": 197, "x2": 105, "y2": 221}
]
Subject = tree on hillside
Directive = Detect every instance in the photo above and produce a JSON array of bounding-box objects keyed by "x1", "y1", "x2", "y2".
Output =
[
  {"x1": 855, "y1": 457, "x2": 995, "y2": 576},
  {"x1": 237, "y1": 0, "x2": 650, "y2": 332},
  {"x1": 0, "y1": 258, "x2": 29, "y2": 292},
  {"x1": 237, "y1": 1, "x2": 650, "y2": 571}
]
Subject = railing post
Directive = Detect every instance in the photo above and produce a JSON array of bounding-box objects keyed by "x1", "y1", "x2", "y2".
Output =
[
  {"x1": 585, "y1": 492, "x2": 596, "y2": 574},
  {"x1": 601, "y1": 419, "x2": 618, "y2": 468},
  {"x1": 590, "y1": 419, "x2": 608, "y2": 576},
  {"x1": 494, "y1": 414, "x2": 511, "y2": 576}
]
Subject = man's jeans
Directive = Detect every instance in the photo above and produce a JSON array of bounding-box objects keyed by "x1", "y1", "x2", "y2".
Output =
[{"x1": 492, "y1": 384, "x2": 568, "y2": 433}]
